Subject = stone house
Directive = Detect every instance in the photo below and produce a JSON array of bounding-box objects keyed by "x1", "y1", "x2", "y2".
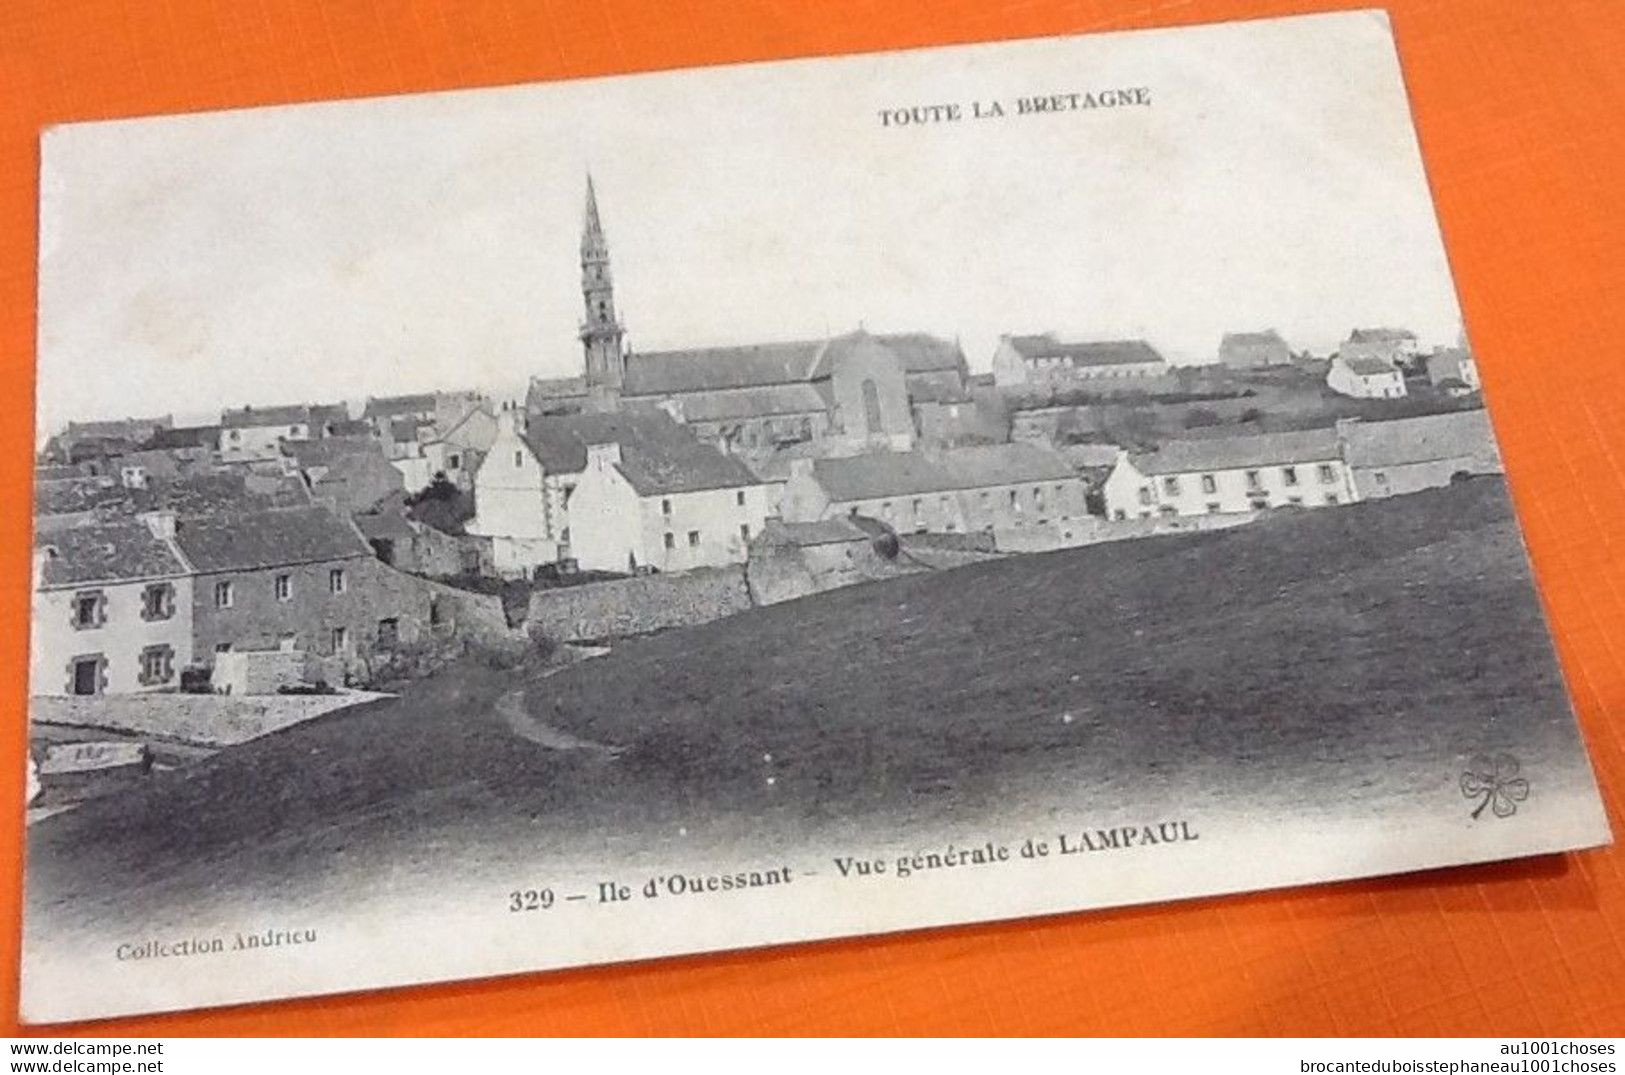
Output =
[
  {"x1": 283, "y1": 437, "x2": 405, "y2": 516},
  {"x1": 172, "y1": 505, "x2": 430, "y2": 669},
  {"x1": 1103, "y1": 428, "x2": 1355, "y2": 519},
  {"x1": 1337, "y1": 411, "x2": 1501, "y2": 500},
  {"x1": 780, "y1": 443, "x2": 1089, "y2": 536},
  {"x1": 1218, "y1": 329, "x2": 1291, "y2": 369},
  {"x1": 991, "y1": 333, "x2": 1169, "y2": 389},
  {"x1": 31, "y1": 513, "x2": 195, "y2": 695}
]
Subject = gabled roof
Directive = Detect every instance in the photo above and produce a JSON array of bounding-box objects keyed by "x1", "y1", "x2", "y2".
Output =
[
  {"x1": 1005, "y1": 334, "x2": 1166, "y2": 367},
  {"x1": 625, "y1": 340, "x2": 828, "y2": 396},
  {"x1": 282, "y1": 437, "x2": 384, "y2": 469},
  {"x1": 528, "y1": 409, "x2": 762, "y2": 495},
  {"x1": 221, "y1": 404, "x2": 317, "y2": 429},
  {"x1": 1349, "y1": 327, "x2": 1417, "y2": 343},
  {"x1": 1340, "y1": 355, "x2": 1402, "y2": 377},
  {"x1": 1340, "y1": 411, "x2": 1498, "y2": 469},
  {"x1": 622, "y1": 331, "x2": 963, "y2": 397},
  {"x1": 171, "y1": 506, "x2": 369, "y2": 573},
  {"x1": 36, "y1": 520, "x2": 187, "y2": 588},
  {"x1": 1221, "y1": 329, "x2": 1287, "y2": 348},
  {"x1": 1127, "y1": 428, "x2": 1343, "y2": 475},
  {"x1": 363, "y1": 393, "x2": 437, "y2": 420},
  {"x1": 145, "y1": 425, "x2": 220, "y2": 450},
  {"x1": 810, "y1": 443, "x2": 1079, "y2": 502},
  {"x1": 672, "y1": 385, "x2": 828, "y2": 422}
]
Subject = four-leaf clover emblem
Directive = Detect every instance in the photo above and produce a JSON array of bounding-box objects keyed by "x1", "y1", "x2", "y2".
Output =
[{"x1": 1461, "y1": 753, "x2": 1529, "y2": 819}]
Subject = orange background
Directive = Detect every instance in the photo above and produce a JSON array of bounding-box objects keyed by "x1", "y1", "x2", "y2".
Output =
[{"x1": 1, "y1": 0, "x2": 1622, "y2": 1036}]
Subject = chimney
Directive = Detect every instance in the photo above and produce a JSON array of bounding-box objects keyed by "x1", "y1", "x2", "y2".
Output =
[
  {"x1": 586, "y1": 442, "x2": 623, "y2": 469},
  {"x1": 140, "y1": 510, "x2": 178, "y2": 540}
]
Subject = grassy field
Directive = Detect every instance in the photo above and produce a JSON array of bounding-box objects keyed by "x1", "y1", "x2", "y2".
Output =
[{"x1": 26, "y1": 477, "x2": 1584, "y2": 932}]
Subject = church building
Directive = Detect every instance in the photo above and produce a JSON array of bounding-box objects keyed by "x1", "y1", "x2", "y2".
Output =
[{"x1": 525, "y1": 180, "x2": 976, "y2": 453}]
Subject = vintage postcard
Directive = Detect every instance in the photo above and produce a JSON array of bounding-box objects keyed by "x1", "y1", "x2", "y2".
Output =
[{"x1": 22, "y1": 10, "x2": 1609, "y2": 1021}]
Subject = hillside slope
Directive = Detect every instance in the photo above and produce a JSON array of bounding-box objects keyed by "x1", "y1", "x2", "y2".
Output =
[{"x1": 27, "y1": 478, "x2": 1580, "y2": 930}]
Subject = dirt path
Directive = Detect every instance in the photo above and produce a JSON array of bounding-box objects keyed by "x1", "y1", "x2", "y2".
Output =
[{"x1": 495, "y1": 689, "x2": 623, "y2": 757}]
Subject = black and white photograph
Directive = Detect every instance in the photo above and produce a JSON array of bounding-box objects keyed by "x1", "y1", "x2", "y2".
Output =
[{"x1": 22, "y1": 9, "x2": 1609, "y2": 1022}]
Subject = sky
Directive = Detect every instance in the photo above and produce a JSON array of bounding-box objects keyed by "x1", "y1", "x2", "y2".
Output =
[{"x1": 36, "y1": 9, "x2": 1464, "y2": 434}]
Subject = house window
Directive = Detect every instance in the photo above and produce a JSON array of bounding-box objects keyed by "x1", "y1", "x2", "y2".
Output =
[
  {"x1": 68, "y1": 654, "x2": 104, "y2": 696},
  {"x1": 1374, "y1": 471, "x2": 1389, "y2": 486},
  {"x1": 736, "y1": 490, "x2": 746, "y2": 507},
  {"x1": 377, "y1": 618, "x2": 399, "y2": 648},
  {"x1": 663, "y1": 532, "x2": 675, "y2": 550},
  {"x1": 662, "y1": 498, "x2": 672, "y2": 516},
  {"x1": 739, "y1": 524, "x2": 751, "y2": 543},
  {"x1": 1200, "y1": 474, "x2": 1217, "y2": 495},
  {"x1": 274, "y1": 573, "x2": 292, "y2": 601},
  {"x1": 1206, "y1": 503, "x2": 1222, "y2": 514},
  {"x1": 329, "y1": 568, "x2": 347, "y2": 595},
  {"x1": 1137, "y1": 486, "x2": 1153, "y2": 506},
  {"x1": 141, "y1": 583, "x2": 173, "y2": 621},
  {"x1": 1244, "y1": 469, "x2": 1262, "y2": 490},
  {"x1": 71, "y1": 590, "x2": 105, "y2": 630},
  {"x1": 1326, "y1": 493, "x2": 1340, "y2": 505},
  {"x1": 214, "y1": 580, "x2": 234, "y2": 609},
  {"x1": 1282, "y1": 466, "x2": 1299, "y2": 486},
  {"x1": 1317, "y1": 463, "x2": 1336, "y2": 484},
  {"x1": 1288, "y1": 496, "x2": 1304, "y2": 506},
  {"x1": 215, "y1": 641, "x2": 233, "y2": 654},
  {"x1": 1113, "y1": 510, "x2": 1127, "y2": 521},
  {"x1": 687, "y1": 530, "x2": 700, "y2": 547},
  {"x1": 138, "y1": 644, "x2": 174, "y2": 687},
  {"x1": 448, "y1": 453, "x2": 461, "y2": 470},
  {"x1": 514, "y1": 451, "x2": 524, "y2": 467},
  {"x1": 1162, "y1": 476, "x2": 1180, "y2": 496},
  {"x1": 1010, "y1": 490, "x2": 1021, "y2": 510},
  {"x1": 331, "y1": 626, "x2": 349, "y2": 653}
]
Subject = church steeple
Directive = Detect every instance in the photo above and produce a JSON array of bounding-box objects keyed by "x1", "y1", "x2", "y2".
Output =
[{"x1": 580, "y1": 174, "x2": 625, "y2": 392}]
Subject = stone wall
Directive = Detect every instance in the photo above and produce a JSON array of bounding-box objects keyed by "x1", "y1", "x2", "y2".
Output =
[
  {"x1": 527, "y1": 566, "x2": 751, "y2": 642},
  {"x1": 31, "y1": 690, "x2": 382, "y2": 749}
]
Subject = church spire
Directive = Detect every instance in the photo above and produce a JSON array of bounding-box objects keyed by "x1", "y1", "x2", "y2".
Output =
[{"x1": 579, "y1": 173, "x2": 625, "y2": 393}]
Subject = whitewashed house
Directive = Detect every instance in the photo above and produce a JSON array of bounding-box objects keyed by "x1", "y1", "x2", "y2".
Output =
[
  {"x1": 31, "y1": 513, "x2": 195, "y2": 695},
  {"x1": 465, "y1": 410, "x2": 558, "y2": 576},
  {"x1": 1327, "y1": 354, "x2": 1408, "y2": 399},
  {"x1": 567, "y1": 423, "x2": 774, "y2": 575},
  {"x1": 1103, "y1": 429, "x2": 1356, "y2": 519},
  {"x1": 219, "y1": 403, "x2": 348, "y2": 462}
]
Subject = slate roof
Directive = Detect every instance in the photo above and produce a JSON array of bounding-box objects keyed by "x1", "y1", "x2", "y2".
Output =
[
  {"x1": 1425, "y1": 349, "x2": 1474, "y2": 384},
  {"x1": 146, "y1": 425, "x2": 220, "y2": 450},
  {"x1": 1221, "y1": 330, "x2": 1287, "y2": 348},
  {"x1": 760, "y1": 516, "x2": 871, "y2": 547},
  {"x1": 36, "y1": 520, "x2": 187, "y2": 588},
  {"x1": 811, "y1": 443, "x2": 1079, "y2": 502},
  {"x1": 1128, "y1": 428, "x2": 1343, "y2": 476},
  {"x1": 1349, "y1": 327, "x2": 1417, "y2": 343},
  {"x1": 527, "y1": 410, "x2": 762, "y2": 495},
  {"x1": 363, "y1": 394, "x2": 436, "y2": 420},
  {"x1": 1006, "y1": 334, "x2": 1166, "y2": 368},
  {"x1": 171, "y1": 506, "x2": 369, "y2": 573},
  {"x1": 673, "y1": 385, "x2": 828, "y2": 422},
  {"x1": 35, "y1": 477, "x2": 129, "y2": 516},
  {"x1": 221, "y1": 404, "x2": 319, "y2": 429},
  {"x1": 622, "y1": 331, "x2": 964, "y2": 396},
  {"x1": 389, "y1": 416, "x2": 430, "y2": 444},
  {"x1": 37, "y1": 471, "x2": 312, "y2": 520},
  {"x1": 1339, "y1": 411, "x2": 1499, "y2": 469},
  {"x1": 283, "y1": 437, "x2": 384, "y2": 469},
  {"x1": 1341, "y1": 355, "x2": 1402, "y2": 377}
]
